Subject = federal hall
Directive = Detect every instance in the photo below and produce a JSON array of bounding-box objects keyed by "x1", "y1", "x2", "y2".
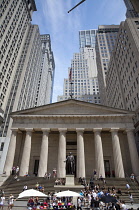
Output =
[{"x1": 4, "y1": 99, "x2": 139, "y2": 179}]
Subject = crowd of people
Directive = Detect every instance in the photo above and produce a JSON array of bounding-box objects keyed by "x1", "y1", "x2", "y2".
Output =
[
  {"x1": 27, "y1": 195, "x2": 75, "y2": 210},
  {"x1": 0, "y1": 167, "x2": 138, "y2": 209}
]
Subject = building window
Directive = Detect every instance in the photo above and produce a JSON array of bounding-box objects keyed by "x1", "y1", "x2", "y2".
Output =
[{"x1": 0, "y1": 143, "x2": 4, "y2": 151}]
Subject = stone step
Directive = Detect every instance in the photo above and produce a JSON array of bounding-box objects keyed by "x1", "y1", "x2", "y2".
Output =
[{"x1": 1, "y1": 176, "x2": 139, "y2": 204}]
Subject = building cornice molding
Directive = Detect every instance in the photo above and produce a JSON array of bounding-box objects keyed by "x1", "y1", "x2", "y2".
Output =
[{"x1": 11, "y1": 114, "x2": 134, "y2": 119}]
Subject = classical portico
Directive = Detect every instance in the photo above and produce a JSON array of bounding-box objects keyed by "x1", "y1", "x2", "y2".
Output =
[{"x1": 4, "y1": 99, "x2": 139, "y2": 178}]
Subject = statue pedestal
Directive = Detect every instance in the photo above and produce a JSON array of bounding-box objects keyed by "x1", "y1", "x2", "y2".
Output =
[{"x1": 65, "y1": 175, "x2": 75, "y2": 186}]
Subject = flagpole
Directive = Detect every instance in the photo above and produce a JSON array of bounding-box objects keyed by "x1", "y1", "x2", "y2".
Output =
[
  {"x1": 70, "y1": 81, "x2": 73, "y2": 99},
  {"x1": 69, "y1": 68, "x2": 73, "y2": 99},
  {"x1": 68, "y1": 0, "x2": 86, "y2": 13}
]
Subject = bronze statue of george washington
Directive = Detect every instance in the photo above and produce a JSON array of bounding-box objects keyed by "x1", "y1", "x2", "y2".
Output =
[{"x1": 65, "y1": 152, "x2": 75, "y2": 175}]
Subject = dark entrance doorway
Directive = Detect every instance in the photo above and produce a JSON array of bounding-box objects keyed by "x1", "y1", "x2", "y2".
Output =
[
  {"x1": 104, "y1": 160, "x2": 110, "y2": 177},
  {"x1": 34, "y1": 159, "x2": 39, "y2": 176}
]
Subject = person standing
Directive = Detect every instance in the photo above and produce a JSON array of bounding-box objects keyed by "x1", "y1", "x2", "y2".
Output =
[
  {"x1": 129, "y1": 193, "x2": 134, "y2": 205},
  {"x1": 77, "y1": 197, "x2": 82, "y2": 210},
  {"x1": 94, "y1": 197, "x2": 100, "y2": 210},
  {"x1": 0, "y1": 194, "x2": 5, "y2": 210},
  {"x1": 53, "y1": 168, "x2": 57, "y2": 178},
  {"x1": 93, "y1": 169, "x2": 97, "y2": 181},
  {"x1": 16, "y1": 166, "x2": 19, "y2": 175},
  {"x1": 7, "y1": 194, "x2": 14, "y2": 210}
]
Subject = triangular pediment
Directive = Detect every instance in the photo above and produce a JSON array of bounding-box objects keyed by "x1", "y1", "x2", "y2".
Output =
[{"x1": 11, "y1": 99, "x2": 134, "y2": 117}]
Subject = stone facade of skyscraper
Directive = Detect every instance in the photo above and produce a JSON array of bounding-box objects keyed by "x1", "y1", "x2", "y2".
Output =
[
  {"x1": 0, "y1": 1, "x2": 55, "y2": 174},
  {"x1": 124, "y1": 0, "x2": 139, "y2": 17},
  {"x1": 130, "y1": 0, "x2": 139, "y2": 13},
  {"x1": 36, "y1": 35, "x2": 55, "y2": 106},
  {"x1": 16, "y1": 25, "x2": 42, "y2": 112},
  {"x1": 106, "y1": 18, "x2": 139, "y2": 150},
  {"x1": 58, "y1": 30, "x2": 100, "y2": 104},
  {"x1": 0, "y1": 0, "x2": 37, "y2": 112},
  {"x1": 58, "y1": 48, "x2": 100, "y2": 103},
  {"x1": 0, "y1": 0, "x2": 37, "y2": 173},
  {"x1": 95, "y1": 25, "x2": 119, "y2": 105}
]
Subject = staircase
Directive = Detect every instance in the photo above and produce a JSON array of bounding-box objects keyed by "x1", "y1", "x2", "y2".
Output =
[
  {"x1": 0, "y1": 176, "x2": 56, "y2": 199},
  {"x1": 85, "y1": 176, "x2": 139, "y2": 203},
  {"x1": 0, "y1": 176, "x2": 139, "y2": 203}
]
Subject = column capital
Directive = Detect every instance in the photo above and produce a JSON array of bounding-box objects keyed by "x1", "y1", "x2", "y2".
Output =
[
  {"x1": 58, "y1": 128, "x2": 67, "y2": 133},
  {"x1": 41, "y1": 128, "x2": 50, "y2": 133},
  {"x1": 11, "y1": 128, "x2": 19, "y2": 132},
  {"x1": 110, "y1": 128, "x2": 119, "y2": 133},
  {"x1": 25, "y1": 128, "x2": 33, "y2": 132},
  {"x1": 126, "y1": 128, "x2": 135, "y2": 133},
  {"x1": 76, "y1": 128, "x2": 84, "y2": 133},
  {"x1": 93, "y1": 128, "x2": 102, "y2": 133}
]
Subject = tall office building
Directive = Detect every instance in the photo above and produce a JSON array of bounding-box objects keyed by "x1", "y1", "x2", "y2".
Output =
[
  {"x1": 79, "y1": 30, "x2": 97, "y2": 50},
  {"x1": 36, "y1": 35, "x2": 55, "y2": 106},
  {"x1": 106, "y1": 18, "x2": 139, "y2": 150},
  {"x1": 0, "y1": 0, "x2": 37, "y2": 112},
  {"x1": 58, "y1": 49, "x2": 100, "y2": 103},
  {"x1": 95, "y1": 25, "x2": 119, "y2": 105},
  {"x1": 124, "y1": 0, "x2": 139, "y2": 17},
  {"x1": 130, "y1": 0, "x2": 139, "y2": 13},
  {"x1": 0, "y1": 0, "x2": 37, "y2": 172},
  {"x1": 58, "y1": 30, "x2": 100, "y2": 104},
  {"x1": 16, "y1": 24, "x2": 42, "y2": 112},
  {"x1": 0, "y1": 1, "x2": 55, "y2": 173}
]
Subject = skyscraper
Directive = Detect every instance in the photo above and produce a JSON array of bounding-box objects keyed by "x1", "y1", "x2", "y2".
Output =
[
  {"x1": 130, "y1": 0, "x2": 139, "y2": 13},
  {"x1": 96, "y1": 25, "x2": 119, "y2": 105},
  {"x1": 106, "y1": 18, "x2": 139, "y2": 151},
  {"x1": 36, "y1": 35, "x2": 55, "y2": 106},
  {"x1": 0, "y1": 0, "x2": 37, "y2": 112},
  {"x1": 0, "y1": 1, "x2": 55, "y2": 173},
  {"x1": 58, "y1": 30, "x2": 100, "y2": 104},
  {"x1": 79, "y1": 30, "x2": 97, "y2": 50},
  {"x1": 106, "y1": 18, "x2": 139, "y2": 111},
  {"x1": 124, "y1": 0, "x2": 139, "y2": 17}
]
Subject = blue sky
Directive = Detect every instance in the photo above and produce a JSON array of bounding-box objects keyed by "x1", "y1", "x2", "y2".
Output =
[{"x1": 32, "y1": 0, "x2": 126, "y2": 102}]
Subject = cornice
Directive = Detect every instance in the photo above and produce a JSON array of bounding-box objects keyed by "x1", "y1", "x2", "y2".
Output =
[{"x1": 11, "y1": 114, "x2": 134, "y2": 119}]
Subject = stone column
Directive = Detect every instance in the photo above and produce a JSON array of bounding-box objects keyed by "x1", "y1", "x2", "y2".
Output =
[
  {"x1": 111, "y1": 128, "x2": 125, "y2": 178},
  {"x1": 126, "y1": 129, "x2": 139, "y2": 176},
  {"x1": 76, "y1": 128, "x2": 85, "y2": 178},
  {"x1": 93, "y1": 128, "x2": 105, "y2": 178},
  {"x1": 4, "y1": 129, "x2": 18, "y2": 175},
  {"x1": 38, "y1": 129, "x2": 50, "y2": 177},
  {"x1": 19, "y1": 129, "x2": 33, "y2": 176},
  {"x1": 57, "y1": 128, "x2": 67, "y2": 178}
]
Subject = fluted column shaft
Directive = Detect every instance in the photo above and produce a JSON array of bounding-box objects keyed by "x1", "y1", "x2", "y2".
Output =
[
  {"x1": 57, "y1": 128, "x2": 67, "y2": 178},
  {"x1": 19, "y1": 129, "x2": 32, "y2": 176},
  {"x1": 76, "y1": 128, "x2": 85, "y2": 178},
  {"x1": 38, "y1": 129, "x2": 50, "y2": 177},
  {"x1": 126, "y1": 129, "x2": 139, "y2": 176},
  {"x1": 94, "y1": 128, "x2": 105, "y2": 178},
  {"x1": 4, "y1": 129, "x2": 18, "y2": 175},
  {"x1": 111, "y1": 129, "x2": 125, "y2": 178}
]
